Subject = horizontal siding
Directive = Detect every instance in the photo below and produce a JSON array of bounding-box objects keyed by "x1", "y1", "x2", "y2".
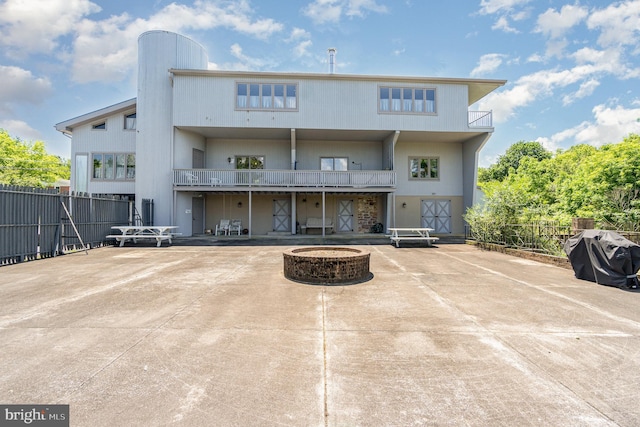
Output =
[{"x1": 173, "y1": 75, "x2": 471, "y2": 132}]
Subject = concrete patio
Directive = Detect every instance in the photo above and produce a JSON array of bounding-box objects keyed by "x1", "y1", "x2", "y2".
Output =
[{"x1": 0, "y1": 242, "x2": 638, "y2": 426}]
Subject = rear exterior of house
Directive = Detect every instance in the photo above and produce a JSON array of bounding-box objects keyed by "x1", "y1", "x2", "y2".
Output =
[{"x1": 56, "y1": 31, "x2": 505, "y2": 238}]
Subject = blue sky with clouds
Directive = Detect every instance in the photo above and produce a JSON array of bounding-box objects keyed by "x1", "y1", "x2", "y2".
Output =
[{"x1": 1, "y1": 0, "x2": 639, "y2": 166}]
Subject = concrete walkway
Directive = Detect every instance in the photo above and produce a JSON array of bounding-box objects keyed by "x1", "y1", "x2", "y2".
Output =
[{"x1": 0, "y1": 243, "x2": 639, "y2": 426}]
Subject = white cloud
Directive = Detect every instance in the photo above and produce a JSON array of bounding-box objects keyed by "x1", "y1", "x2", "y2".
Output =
[
  {"x1": 562, "y1": 79, "x2": 600, "y2": 105},
  {"x1": 226, "y1": 43, "x2": 275, "y2": 70},
  {"x1": 477, "y1": 41, "x2": 640, "y2": 122},
  {"x1": 587, "y1": 0, "x2": 640, "y2": 48},
  {"x1": 303, "y1": 0, "x2": 387, "y2": 24},
  {"x1": 0, "y1": 0, "x2": 101, "y2": 57},
  {"x1": 294, "y1": 40, "x2": 314, "y2": 58},
  {"x1": 491, "y1": 16, "x2": 519, "y2": 33},
  {"x1": 345, "y1": 0, "x2": 388, "y2": 17},
  {"x1": 535, "y1": 4, "x2": 588, "y2": 39},
  {"x1": 0, "y1": 119, "x2": 43, "y2": 142},
  {"x1": 544, "y1": 38, "x2": 569, "y2": 59},
  {"x1": 471, "y1": 53, "x2": 507, "y2": 77},
  {"x1": 477, "y1": 68, "x2": 584, "y2": 122},
  {"x1": 537, "y1": 102, "x2": 640, "y2": 150},
  {"x1": 0, "y1": 66, "x2": 52, "y2": 113},
  {"x1": 478, "y1": 0, "x2": 531, "y2": 15},
  {"x1": 527, "y1": 53, "x2": 544, "y2": 63},
  {"x1": 288, "y1": 27, "x2": 311, "y2": 41},
  {"x1": 1, "y1": 0, "x2": 285, "y2": 83}
]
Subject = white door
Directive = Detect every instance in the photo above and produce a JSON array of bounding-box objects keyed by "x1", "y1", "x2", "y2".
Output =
[
  {"x1": 273, "y1": 199, "x2": 291, "y2": 232},
  {"x1": 337, "y1": 199, "x2": 353, "y2": 232},
  {"x1": 421, "y1": 199, "x2": 451, "y2": 233}
]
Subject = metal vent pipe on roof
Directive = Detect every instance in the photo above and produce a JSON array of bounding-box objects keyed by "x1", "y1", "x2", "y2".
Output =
[{"x1": 328, "y1": 48, "x2": 337, "y2": 74}]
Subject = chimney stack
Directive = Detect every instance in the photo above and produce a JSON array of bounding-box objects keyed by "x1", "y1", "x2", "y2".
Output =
[{"x1": 327, "y1": 48, "x2": 337, "y2": 74}]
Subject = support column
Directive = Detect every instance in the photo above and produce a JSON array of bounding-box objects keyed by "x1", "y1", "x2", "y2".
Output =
[
  {"x1": 322, "y1": 192, "x2": 326, "y2": 237},
  {"x1": 248, "y1": 191, "x2": 252, "y2": 238},
  {"x1": 291, "y1": 192, "x2": 297, "y2": 235}
]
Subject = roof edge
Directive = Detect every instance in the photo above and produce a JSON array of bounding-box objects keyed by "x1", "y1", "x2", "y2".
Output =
[{"x1": 55, "y1": 98, "x2": 137, "y2": 134}]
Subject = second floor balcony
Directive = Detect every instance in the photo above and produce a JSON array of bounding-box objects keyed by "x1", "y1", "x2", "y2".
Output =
[
  {"x1": 468, "y1": 111, "x2": 493, "y2": 128},
  {"x1": 174, "y1": 169, "x2": 396, "y2": 190}
]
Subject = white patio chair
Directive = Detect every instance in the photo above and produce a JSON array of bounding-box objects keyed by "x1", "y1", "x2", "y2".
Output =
[
  {"x1": 182, "y1": 171, "x2": 198, "y2": 185},
  {"x1": 229, "y1": 219, "x2": 242, "y2": 235},
  {"x1": 215, "y1": 219, "x2": 230, "y2": 235}
]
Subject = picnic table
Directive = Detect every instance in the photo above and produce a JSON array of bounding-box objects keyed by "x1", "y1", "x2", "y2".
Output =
[
  {"x1": 107, "y1": 226, "x2": 179, "y2": 247},
  {"x1": 387, "y1": 227, "x2": 439, "y2": 248}
]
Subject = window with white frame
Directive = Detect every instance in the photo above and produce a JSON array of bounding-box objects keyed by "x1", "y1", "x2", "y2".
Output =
[
  {"x1": 124, "y1": 112, "x2": 136, "y2": 130},
  {"x1": 93, "y1": 153, "x2": 135, "y2": 180},
  {"x1": 92, "y1": 121, "x2": 106, "y2": 130},
  {"x1": 320, "y1": 157, "x2": 348, "y2": 171},
  {"x1": 235, "y1": 156, "x2": 265, "y2": 169},
  {"x1": 379, "y1": 87, "x2": 436, "y2": 114},
  {"x1": 236, "y1": 83, "x2": 298, "y2": 110},
  {"x1": 409, "y1": 157, "x2": 439, "y2": 179}
]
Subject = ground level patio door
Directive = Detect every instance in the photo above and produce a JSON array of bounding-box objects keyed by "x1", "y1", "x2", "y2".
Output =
[
  {"x1": 337, "y1": 199, "x2": 354, "y2": 232},
  {"x1": 273, "y1": 199, "x2": 291, "y2": 232},
  {"x1": 421, "y1": 199, "x2": 451, "y2": 233},
  {"x1": 192, "y1": 197, "x2": 204, "y2": 235}
]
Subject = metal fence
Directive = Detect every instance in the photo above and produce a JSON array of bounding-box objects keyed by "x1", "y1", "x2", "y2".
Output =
[
  {"x1": 465, "y1": 221, "x2": 640, "y2": 256},
  {"x1": 1, "y1": 185, "x2": 132, "y2": 266}
]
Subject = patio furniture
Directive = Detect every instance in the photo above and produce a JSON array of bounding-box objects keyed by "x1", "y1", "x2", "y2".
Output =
[
  {"x1": 387, "y1": 227, "x2": 439, "y2": 248},
  {"x1": 107, "y1": 225, "x2": 179, "y2": 247},
  {"x1": 215, "y1": 219, "x2": 230, "y2": 235},
  {"x1": 229, "y1": 219, "x2": 242, "y2": 235}
]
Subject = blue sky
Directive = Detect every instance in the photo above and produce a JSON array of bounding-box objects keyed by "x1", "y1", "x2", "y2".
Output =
[{"x1": 1, "y1": 0, "x2": 639, "y2": 166}]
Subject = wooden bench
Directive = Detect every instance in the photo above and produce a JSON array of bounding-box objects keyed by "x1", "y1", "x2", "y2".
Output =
[
  {"x1": 387, "y1": 227, "x2": 439, "y2": 248},
  {"x1": 301, "y1": 217, "x2": 334, "y2": 234}
]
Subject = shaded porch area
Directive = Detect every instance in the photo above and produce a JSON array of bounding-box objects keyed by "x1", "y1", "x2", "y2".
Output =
[{"x1": 176, "y1": 189, "x2": 393, "y2": 237}]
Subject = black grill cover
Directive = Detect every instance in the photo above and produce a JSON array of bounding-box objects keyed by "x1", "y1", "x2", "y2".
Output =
[{"x1": 564, "y1": 230, "x2": 640, "y2": 289}]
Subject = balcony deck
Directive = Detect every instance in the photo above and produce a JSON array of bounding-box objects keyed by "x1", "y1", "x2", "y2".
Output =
[{"x1": 174, "y1": 169, "x2": 396, "y2": 191}]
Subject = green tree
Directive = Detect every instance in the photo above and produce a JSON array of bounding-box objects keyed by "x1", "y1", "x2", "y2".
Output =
[
  {"x1": 479, "y1": 140, "x2": 552, "y2": 182},
  {"x1": 470, "y1": 134, "x2": 640, "y2": 231},
  {"x1": 0, "y1": 129, "x2": 70, "y2": 187}
]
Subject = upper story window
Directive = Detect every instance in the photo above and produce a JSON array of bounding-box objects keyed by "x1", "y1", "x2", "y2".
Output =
[
  {"x1": 93, "y1": 153, "x2": 135, "y2": 180},
  {"x1": 409, "y1": 157, "x2": 439, "y2": 180},
  {"x1": 236, "y1": 83, "x2": 298, "y2": 111},
  {"x1": 124, "y1": 112, "x2": 136, "y2": 130},
  {"x1": 320, "y1": 157, "x2": 348, "y2": 171},
  {"x1": 379, "y1": 87, "x2": 436, "y2": 114},
  {"x1": 92, "y1": 121, "x2": 106, "y2": 130}
]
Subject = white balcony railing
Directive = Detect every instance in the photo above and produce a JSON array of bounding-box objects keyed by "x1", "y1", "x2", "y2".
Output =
[
  {"x1": 468, "y1": 111, "x2": 493, "y2": 127},
  {"x1": 174, "y1": 169, "x2": 396, "y2": 189}
]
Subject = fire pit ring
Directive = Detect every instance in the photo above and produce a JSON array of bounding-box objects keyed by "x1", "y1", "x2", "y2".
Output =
[{"x1": 283, "y1": 247, "x2": 371, "y2": 285}]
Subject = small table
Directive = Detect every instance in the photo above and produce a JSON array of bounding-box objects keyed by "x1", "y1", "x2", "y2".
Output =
[
  {"x1": 107, "y1": 226, "x2": 179, "y2": 247},
  {"x1": 387, "y1": 227, "x2": 439, "y2": 248}
]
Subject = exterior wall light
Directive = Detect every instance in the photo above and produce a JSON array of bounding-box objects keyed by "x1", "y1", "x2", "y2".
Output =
[
  {"x1": 402, "y1": 202, "x2": 407, "y2": 208},
  {"x1": 237, "y1": 202, "x2": 242, "y2": 208}
]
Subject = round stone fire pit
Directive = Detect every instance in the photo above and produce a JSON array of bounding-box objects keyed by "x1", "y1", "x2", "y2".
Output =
[{"x1": 283, "y1": 247, "x2": 371, "y2": 285}]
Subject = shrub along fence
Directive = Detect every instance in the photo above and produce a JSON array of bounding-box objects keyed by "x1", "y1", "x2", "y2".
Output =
[
  {"x1": 0, "y1": 185, "x2": 132, "y2": 266},
  {"x1": 465, "y1": 219, "x2": 640, "y2": 257}
]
